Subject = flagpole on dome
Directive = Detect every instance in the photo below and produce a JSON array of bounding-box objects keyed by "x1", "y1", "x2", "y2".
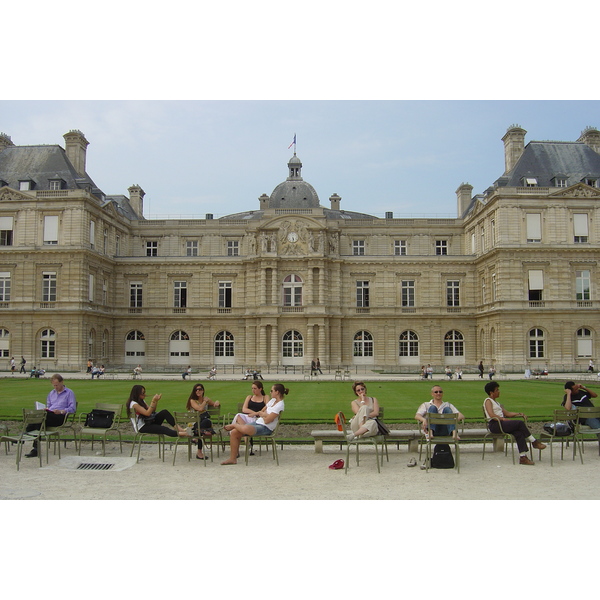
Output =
[{"x1": 288, "y1": 133, "x2": 297, "y2": 154}]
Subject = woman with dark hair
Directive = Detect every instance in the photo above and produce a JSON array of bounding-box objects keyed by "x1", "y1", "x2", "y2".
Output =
[
  {"x1": 186, "y1": 383, "x2": 220, "y2": 460},
  {"x1": 127, "y1": 385, "x2": 190, "y2": 439},
  {"x1": 346, "y1": 381, "x2": 379, "y2": 441},
  {"x1": 220, "y1": 383, "x2": 287, "y2": 465},
  {"x1": 230, "y1": 380, "x2": 268, "y2": 426}
]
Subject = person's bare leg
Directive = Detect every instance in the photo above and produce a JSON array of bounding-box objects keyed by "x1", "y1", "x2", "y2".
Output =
[{"x1": 222, "y1": 424, "x2": 256, "y2": 464}]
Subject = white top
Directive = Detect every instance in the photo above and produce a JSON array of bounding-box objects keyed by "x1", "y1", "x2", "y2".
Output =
[
  {"x1": 483, "y1": 397, "x2": 503, "y2": 421},
  {"x1": 416, "y1": 400, "x2": 459, "y2": 417},
  {"x1": 129, "y1": 400, "x2": 146, "y2": 432},
  {"x1": 255, "y1": 398, "x2": 284, "y2": 431}
]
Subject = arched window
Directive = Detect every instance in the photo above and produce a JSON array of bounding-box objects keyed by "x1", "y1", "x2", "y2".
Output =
[
  {"x1": 0, "y1": 328, "x2": 10, "y2": 357},
  {"x1": 529, "y1": 328, "x2": 545, "y2": 358},
  {"x1": 125, "y1": 330, "x2": 145, "y2": 363},
  {"x1": 282, "y1": 274, "x2": 303, "y2": 307},
  {"x1": 215, "y1": 331, "x2": 234, "y2": 357},
  {"x1": 41, "y1": 328, "x2": 56, "y2": 358},
  {"x1": 577, "y1": 327, "x2": 593, "y2": 358},
  {"x1": 170, "y1": 330, "x2": 191, "y2": 363},
  {"x1": 282, "y1": 330, "x2": 303, "y2": 357},
  {"x1": 354, "y1": 330, "x2": 373, "y2": 357},
  {"x1": 399, "y1": 330, "x2": 419, "y2": 357},
  {"x1": 444, "y1": 330, "x2": 464, "y2": 357}
]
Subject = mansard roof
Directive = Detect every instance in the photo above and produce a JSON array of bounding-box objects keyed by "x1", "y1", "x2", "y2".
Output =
[
  {"x1": 0, "y1": 144, "x2": 103, "y2": 196},
  {"x1": 502, "y1": 141, "x2": 600, "y2": 187}
]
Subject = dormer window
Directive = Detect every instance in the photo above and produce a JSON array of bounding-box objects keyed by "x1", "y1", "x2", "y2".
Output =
[
  {"x1": 583, "y1": 177, "x2": 598, "y2": 188},
  {"x1": 552, "y1": 176, "x2": 568, "y2": 188},
  {"x1": 19, "y1": 180, "x2": 34, "y2": 191},
  {"x1": 523, "y1": 177, "x2": 538, "y2": 187},
  {"x1": 0, "y1": 179, "x2": 7, "y2": 188},
  {"x1": 48, "y1": 179, "x2": 65, "y2": 190}
]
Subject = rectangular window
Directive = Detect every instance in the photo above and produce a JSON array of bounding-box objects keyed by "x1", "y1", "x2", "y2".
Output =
[
  {"x1": 19, "y1": 180, "x2": 31, "y2": 191},
  {"x1": 130, "y1": 282, "x2": 143, "y2": 308},
  {"x1": 492, "y1": 272, "x2": 497, "y2": 301},
  {"x1": 401, "y1": 280, "x2": 415, "y2": 307},
  {"x1": 219, "y1": 281, "x2": 232, "y2": 308},
  {"x1": 88, "y1": 274, "x2": 95, "y2": 302},
  {"x1": 584, "y1": 178, "x2": 598, "y2": 187},
  {"x1": 103, "y1": 229, "x2": 108, "y2": 254},
  {"x1": 174, "y1": 281, "x2": 187, "y2": 308},
  {"x1": 227, "y1": 240, "x2": 239, "y2": 256},
  {"x1": 435, "y1": 240, "x2": 448, "y2": 255},
  {"x1": 471, "y1": 232, "x2": 476, "y2": 254},
  {"x1": 394, "y1": 240, "x2": 406, "y2": 256},
  {"x1": 89, "y1": 220, "x2": 95, "y2": 249},
  {"x1": 356, "y1": 280, "x2": 370, "y2": 307},
  {"x1": 528, "y1": 269, "x2": 544, "y2": 302},
  {"x1": 576, "y1": 270, "x2": 591, "y2": 301},
  {"x1": 526, "y1": 213, "x2": 542, "y2": 242},
  {"x1": 42, "y1": 272, "x2": 57, "y2": 302},
  {"x1": 574, "y1": 213, "x2": 589, "y2": 243},
  {"x1": 525, "y1": 177, "x2": 538, "y2": 187},
  {"x1": 49, "y1": 180, "x2": 61, "y2": 190},
  {"x1": 146, "y1": 241, "x2": 158, "y2": 256},
  {"x1": 0, "y1": 272, "x2": 11, "y2": 301},
  {"x1": 0, "y1": 216, "x2": 14, "y2": 246},
  {"x1": 353, "y1": 240, "x2": 365, "y2": 256},
  {"x1": 556, "y1": 178, "x2": 568, "y2": 188},
  {"x1": 447, "y1": 280, "x2": 460, "y2": 307},
  {"x1": 43, "y1": 215, "x2": 59, "y2": 245},
  {"x1": 116, "y1": 235, "x2": 121, "y2": 256},
  {"x1": 186, "y1": 241, "x2": 198, "y2": 256},
  {"x1": 102, "y1": 279, "x2": 108, "y2": 305}
]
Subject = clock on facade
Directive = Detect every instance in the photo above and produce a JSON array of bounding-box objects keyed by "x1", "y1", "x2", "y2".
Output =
[{"x1": 287, "y1": 232, "x2": 299, "y2": 243}]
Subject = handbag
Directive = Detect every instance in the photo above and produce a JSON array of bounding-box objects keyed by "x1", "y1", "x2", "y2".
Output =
[
  {"x1": 85, "y1": 409, "x2": 115, "y2": 428},
  {"x1": 543, "y1": 422, "x2": 573, "y2": 436},
  {"x1": 374, "y1": 417, "x2": 390, "y2": 436}
]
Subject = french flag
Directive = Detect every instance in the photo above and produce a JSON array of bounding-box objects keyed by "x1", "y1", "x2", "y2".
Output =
[{"x1": 288, "y1": 134, "x2": 296, "y2": 149}]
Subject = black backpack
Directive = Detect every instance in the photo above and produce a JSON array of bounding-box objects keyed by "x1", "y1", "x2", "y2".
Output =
[{"x1": 431, "y1": 443, "x2": 455, "y2": 469}]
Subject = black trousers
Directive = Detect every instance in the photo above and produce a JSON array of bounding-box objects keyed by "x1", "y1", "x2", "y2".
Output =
[
  {"x1": 139, "y1": 409, "x2": 179, "y2": 438},
  {"x1": 26, "y1": 411, "x2": 66, "y2": 448},
  {"x1": 488, "y1": 419, "x2": 532, "y2": 453}
]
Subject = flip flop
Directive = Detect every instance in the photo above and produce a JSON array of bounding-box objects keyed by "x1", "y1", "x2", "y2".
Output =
[
  {"x1": 407, "y1": 457, "x2": 417, "y2": 467},
  {"x1": 328, "y1": 459, "x2": 344, "y2": 470}
]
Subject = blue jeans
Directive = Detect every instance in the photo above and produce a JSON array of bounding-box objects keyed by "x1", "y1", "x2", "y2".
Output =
[{"x1": 428, "y1": 405, "x2": 455, "y2": 436}]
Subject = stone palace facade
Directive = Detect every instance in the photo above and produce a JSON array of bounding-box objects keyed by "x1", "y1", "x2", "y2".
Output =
[{"x1": 1, "y1": 125, "x2": 599, "y2": 373}]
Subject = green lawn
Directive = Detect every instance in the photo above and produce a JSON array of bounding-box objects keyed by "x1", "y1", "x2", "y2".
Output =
[{"x1": 0, "y1": 377, "x2": 577, "y2": 423}]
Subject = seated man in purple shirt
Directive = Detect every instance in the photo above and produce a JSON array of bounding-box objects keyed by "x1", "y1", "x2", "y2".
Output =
[{"x1": 25, "y1": 373, "x2": 76, "y2": 458}]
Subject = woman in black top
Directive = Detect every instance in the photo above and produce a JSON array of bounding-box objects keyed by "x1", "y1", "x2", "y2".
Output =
[
  {"x1": 231, "y1": 380, "x2": 268, "y2": 426},
  {"x1": 186, "y1": 383, "x2": 220, "y2": 460}
]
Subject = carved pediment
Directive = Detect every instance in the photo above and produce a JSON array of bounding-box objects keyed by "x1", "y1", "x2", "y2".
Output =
[
  {"x1": 549, "y1": 183, "x2": 600, "y2": 198},
  {"x1": 0, "y1": 186, "x2": 35, "y2": 202}
]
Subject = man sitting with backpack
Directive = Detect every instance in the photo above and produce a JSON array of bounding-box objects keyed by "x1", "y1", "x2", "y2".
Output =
[
  {"x1": 415, "y1": 386, "x2": 464, "y2": 440},
  {"x1": 414, "y1": 386, "x2": 464, "y2": 469}
]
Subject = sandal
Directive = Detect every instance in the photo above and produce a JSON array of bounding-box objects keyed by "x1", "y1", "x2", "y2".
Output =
[{"x1": 407, "y1": 457, "x2": 417, "y2": 467}]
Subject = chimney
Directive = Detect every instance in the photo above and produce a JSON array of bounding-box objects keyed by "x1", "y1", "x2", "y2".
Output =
[
  {"x1": 329, "y1": 193, "x2": 341, "y2": 211},
  {"x1": 501, "y1": 125, "x2": 527, "y2": 174},
  {"x1": 456, "y1": 183, "x2": 473, "y2": 217},
  {"x1": 0, "y1": 132, "x2": 15, "y2": 152},
  {"x1": 578, "y1": 126, "x2": 600, "y2": 154},
  {"x1": 128, "y1": 184, "x2": 145, "y2": 218},
  {"x1": 259, "y1": 193, "x2": 269, "y2": 209},
  {"x1": 63, "y1": 130, "x2": 89, "y2": 176}
]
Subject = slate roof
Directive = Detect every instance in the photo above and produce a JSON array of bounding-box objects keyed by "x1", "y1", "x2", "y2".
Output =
[
  {"x1": 0, "y1": 144, "x2": 103, "y2": 196},
  {"x1": 501, "y1": 141, "x2": 600, "y2": 187}
]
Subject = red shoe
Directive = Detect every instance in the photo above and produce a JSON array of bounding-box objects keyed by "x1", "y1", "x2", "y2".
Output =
[{"x1": 328, "y1": 459, "x2": 344, "y2": 470}]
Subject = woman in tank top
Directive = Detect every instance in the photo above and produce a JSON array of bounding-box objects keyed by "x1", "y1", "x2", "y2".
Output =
[{"x1": 231, "y1": 380, "x2": 268, "y2": 426}]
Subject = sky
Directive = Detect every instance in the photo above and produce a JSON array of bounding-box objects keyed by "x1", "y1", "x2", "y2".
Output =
[{"x1": 2, "y1": 100, "x2": 600, "y2": 219}]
